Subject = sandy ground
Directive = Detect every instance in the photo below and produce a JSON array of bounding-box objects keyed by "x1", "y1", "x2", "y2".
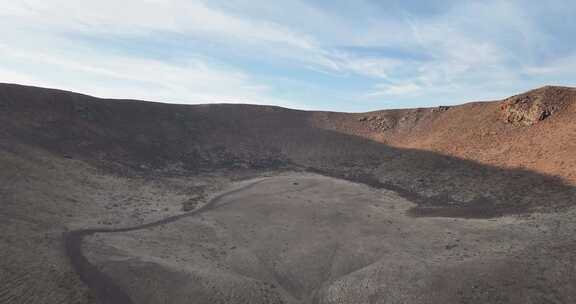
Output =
[
  {"x1": 85, "y1": 173, "x2": 576, "y2": 304},
  {"x1": 2, "y1": 84, "x2": 576, "y2": 304},
  {"x1": 0, "y1": 145, "x2": 239, "y2": 304}
]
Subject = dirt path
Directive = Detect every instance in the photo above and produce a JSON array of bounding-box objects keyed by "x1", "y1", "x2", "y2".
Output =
[{"x1": 63, "y1": 179, "x2": 267, "y2": 304}]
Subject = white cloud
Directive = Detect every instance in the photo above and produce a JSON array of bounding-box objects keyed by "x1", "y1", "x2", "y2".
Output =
[
  {"x1": 0, "y1": 0, "x2": 408, "y2": 115},
  {"x1": 523, "y1": 54, "x2": 576, "y2": 77},
  {"x1": 0, "y1": 0, "x2": 574, "y2": 111},
  {"x1": 367, "y1": 83, "x2": 423, "y2": 97},
  {"x1": 0, "y1": 0, "x2": 400, "y2": 80},
  {"x1": 359, "y1": 1, "x2": 561, "y2": 104},
  {"x1": 0, "y1": 0, "x2": 318, "y2": 109},
  {"x1": 0, "y1": 36, "x2": 307, "y2": 109}
]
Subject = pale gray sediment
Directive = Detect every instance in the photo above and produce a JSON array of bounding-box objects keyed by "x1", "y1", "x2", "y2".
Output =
[{"x1": 64, "y1": 180, "x2": 266, "y2": 304}]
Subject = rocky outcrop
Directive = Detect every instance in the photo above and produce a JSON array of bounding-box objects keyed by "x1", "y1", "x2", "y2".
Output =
[
  {"x1": 500, "y1": 96, "x2": 551, "y2": 125},
  {"x1": 432, "y1": 105, "x2": 451, "y2": 113},
  {"x1": 357, "y1": 115, "x2": 395, "y2": 131},
  {"x1": 499, "y1": 86, "x2": 570, "y2": 125}
]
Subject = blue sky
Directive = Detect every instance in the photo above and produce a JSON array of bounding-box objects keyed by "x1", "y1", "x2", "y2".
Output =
[{"x1": 1, "y1": 0, "x2": 575, "y2": 112}]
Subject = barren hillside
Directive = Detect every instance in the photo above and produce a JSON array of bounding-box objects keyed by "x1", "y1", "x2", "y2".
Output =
[
  {"x1": 312, "y1": 85, "x2": 576, "y2": 184},
  {"x1": 1, "y1": 83, "x2": 575, "y2": 304}
]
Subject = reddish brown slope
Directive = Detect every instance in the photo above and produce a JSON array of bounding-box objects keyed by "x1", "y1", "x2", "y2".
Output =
[{"x1": 313, "y1": 86, "x2": 576, "y2": 184}]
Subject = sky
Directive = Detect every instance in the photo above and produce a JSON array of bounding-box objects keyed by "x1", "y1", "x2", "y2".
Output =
[{"x1": 1, "y1": 0, "x2": 575, "y2": 112}]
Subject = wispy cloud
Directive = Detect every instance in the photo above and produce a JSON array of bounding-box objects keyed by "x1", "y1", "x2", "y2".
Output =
[
  {"x1": 1, "y1": 0, "x2": 395, "y2": 79},
  {"x1": 0, "y1": 0, "x2": 313, "y2": 108},
  {"x1": 0, "y1": 0, "x2": 575, "y2": 111},
  {"x1": 0, "y1": 37, "x2": 307, "y2": 109},
  {"x1": 360, "y1": 1, "x2": 575, "y2": 105}
]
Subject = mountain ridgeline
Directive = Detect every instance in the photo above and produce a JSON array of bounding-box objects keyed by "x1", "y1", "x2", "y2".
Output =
[{"x1": 1, "y1": 83, "x2": 575, "y2": 218}]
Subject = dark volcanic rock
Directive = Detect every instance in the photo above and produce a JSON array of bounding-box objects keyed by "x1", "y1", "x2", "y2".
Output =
[{"x1": 433, "y1": 106, "x2": 451, "y2": 113}]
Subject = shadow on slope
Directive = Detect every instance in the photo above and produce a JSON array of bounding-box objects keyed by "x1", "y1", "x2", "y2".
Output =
[{"x1": 1, "y1": 83, "x2": 575, "y2": 218}]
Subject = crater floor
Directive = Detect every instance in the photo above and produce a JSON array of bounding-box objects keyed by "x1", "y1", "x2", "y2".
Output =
[{"x1": 84, "y1": 174, "x2": 576, "y2": 304}]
